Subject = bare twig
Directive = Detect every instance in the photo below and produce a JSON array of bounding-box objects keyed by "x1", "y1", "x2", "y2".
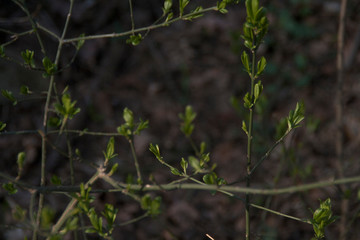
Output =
[{"x1": 336, "y1": 0, "x2": 349, "y2": 239}]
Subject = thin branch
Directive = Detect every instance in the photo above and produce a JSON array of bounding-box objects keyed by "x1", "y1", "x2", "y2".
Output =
[
  {"x1": 336, "y1": 0, "x2": 349, "y2": 239},
  {"x1": 48, "y1": 168, "x2": 101, "y2": 237},
  {"x1": 36, "y1": 23, "x2": 61, "y2": 41},
  {"x1": 62, "y1": 6, "x2": 217, "y2": 44},
  {"x1": 118, "y1": 213, "x2": 149, "y2": 226},
  {"x1": 3, "y1": 171, "x2": 360, "y2": 196},
  {"x1": 0, "y1": 28, "x2": 35, "y2": 47},
  {"x1": 11, "y1": 0, "x2": 47, "y2": 55},
  {"x1": 250, "y1": 129, "x2": 293, "y2": 175},
  {"x1": 0, "y1": 129, "x2": 123, "y2": 136},
  {"x1": 128, "y1": 0, "x2": 135, "y2": 33},
  {"x1": 250, "y1": 203, "x2": 311, "y2": 224},
  {"x1": 129, "y1": 137, "x2": 142, "y2": 183}
]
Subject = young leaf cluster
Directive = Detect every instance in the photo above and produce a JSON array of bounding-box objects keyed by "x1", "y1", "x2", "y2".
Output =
[
  {"x1": 179, "y1": 105, "x2": 196, "y2": 137},
  {"x1": 1, "y1": 89, "x2": 17, "y2": 105},
  {"x1": 286, "y1": 101, "x2": 305, "y2": 130},
  {"x1": 86, "y1": 204, "x2": 118, "y2": 238},
  {"x1": 54, "y1": 90, "x2": 81, "y2": 133},
  {"x1": 140, "y1": 194, "x2": 162, "y2": 217},
  {"x1": 21, "y1": 49, "x2": 35, "y2": 68},
  {"x1": 103, "y1": 137, "x2": 118, "y2": 166},
  {"x1": 242, "y1": 0, "x2": 269, "y2": 51},
  {"x1": 310, "y1": 198, "x2": 337, "y2": 239},
  {"x1": 117, "y1": 108, "x2": 149, "y2": 140},
  {"x1": 151, "y1": 107, "x2": 225, "y2": 188},
  {"x1": 42, "y1": 57, "x2": 57, "y2": 77},
  {"x1": 0, "y1": 121, "x2": 6, "y2": 131}
]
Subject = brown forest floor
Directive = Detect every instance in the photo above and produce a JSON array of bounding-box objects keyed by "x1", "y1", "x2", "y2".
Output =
[{"x1": 1, "y1": 0, "x2": 360, "y2": 239}]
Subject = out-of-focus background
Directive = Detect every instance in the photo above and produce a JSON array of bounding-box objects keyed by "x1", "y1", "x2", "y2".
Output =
[{"x1": 1, "y1": 0, "x2": 360, "y2": 239}]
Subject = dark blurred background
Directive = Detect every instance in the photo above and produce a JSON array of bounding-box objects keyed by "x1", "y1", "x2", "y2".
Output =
[{"x1": 1, "y1": 0, "x2": 360, "y2": 239}]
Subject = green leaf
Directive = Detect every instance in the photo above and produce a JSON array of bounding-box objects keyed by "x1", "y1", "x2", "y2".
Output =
[
  {"x1": 55, "y1": 92, "x2": 81, "y2": 119},
  {"x1": 188, "y1": 156, "x2": 201, "y2": 173},
  {"x1": 200, "y1": 141, "x2": 206, "y2": 154},
  {"x1": 287, "y1": 101, "x2": 305, "y2": 130},
  {"x1": 141, "y1": 194, "x2": 162, "y2": 217},
  {"x1": 1, "y1": 89, "x2": 17, "y2": 105},
  {"x1": 243, "y1": 92, "x2": 253, "y2": 109},
  {"x1": 48, "y1": 117, "x2": 61, "y2": 127},
  {"x1": 88, "y1": 208, "x2": 103, "y2": 233},
  {"x1": 103, "y1": 137, "x2": 117, "y2": 163},
  {"x1": 256, "y1": 56, "x2": 267, "y2": 76},
  {"x1": 126, "y1": 34, "x2": 143, "y2": 46},
  {"x1": 310, "y1": 198, "x2": 337, "y2": 239},
  {"x1": 117, "y1": 107, "x2": 149, "y2": 139},
  {"x1": 76, "y1": 34, "x2": 85, "y2": 50},
  {"x1": 165, "y1": 12, "x2": 174, "y2": 22},
  {"x1": 17, "y1": 152, "x2": 25, "y2": 176},
  {"x1": 254, "y1": 80, "x2": 263, "y2": 103},
  {"x1": 41, "y1": 206, "x2": 56, "y2": 229},
  {"x1": 245, "y1": 0, "x2": 254, "y2": 21},
  {"x1": 20, "y1": 85, "x2": 32, "y2": 95},
  {"x1": 123, "y1": 108, "x2": 134, "y2": 126},
  {"x1": 42, "y1": 56, "x2": 57, "y2": 77},
  {"x1": 12, "y1": 205, "x2": 26, "y2": 222},
  {"x1": 241, "y1": 51, "x2": 250, "y2": 73},
  {"x1": 21, "y1": 49, "x2": 35, "y2": 68},
  {"x1": 134, "y1": 119, "x2": 149, "y2": 135},
  {"x1": 217, "y1": 1, "x2": 228, "y2": 14},
  {"x1": 0, "y1": 45, "x2": 5, "y2": 57},
  {"x1": 51, "y1": 175, "x2": 62, "y2": 185},
  {"x1": 217, "y1": 177, "x2": 227, "y2": 185},
  {"x1": 141, "y1": 195, "x2": 151, "y2": 210},
  {"x1": 251, "y1": 0, "x2": 259, "y2": 19},
  {"x1": 180, "y1": 158, "x2": 188, "y2": 173},
  {"x1": 162, "y1": 0, "x2": 173, "y2": 14},
  {"x1": 275, "y1": 117, "x2": 287, "y2": 140},
  {"x1": 2, "y1": 182, "x2": 17, "y2": 194},
  {"x1": 203, "y1": 172, "x2": 217, "y2": 185},
  {"x1": 76, "y1": 183, "x2": 93, "y2": 213},
  {"x1": 102, "y1": 203, "x2": 118, "y2": 227},
  {"x1": 109, "y1": 163, "x2": 118, "y2": 176},
  {"x1": 179, "y1": 105, "x2": 197, "y2": 137},
  {"x1": 150, "y1": 196, "x2": 162, "y2": 217},
  {"x1": 149, "y1": 143, "x2": 163, "y2": 162},
  {"x1": 170, "y1": 167, "x2": 181, "y2": 176},
  {"x1": 184, "y1": 6, "x2": 204, "y2": 20},
  {"x1": 179, "y1": 0, "x2": 190, "y2": 17},
  {"x1": 242, "y1": 120, "x2": 248, "y2": 136},
  {"x1": 60, "y1": 217, "x2": 79, "y2": 235},
  {"x1": 199, "y1": 152, "x2": 210, "y2": 165},
  {"x1": 0, "y1": 121, "x2": 6, "y2": 131}
]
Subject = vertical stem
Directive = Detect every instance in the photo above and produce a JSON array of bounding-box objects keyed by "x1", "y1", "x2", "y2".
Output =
[
  {"x1": 336, "y1": 0, "x2": 348, "y2": 239},
  {"x1": 11, "y1": 0, "x2": 47, "y2": 55},
  {"x1": 129, "y1": 0, "x2": 135, "y2": 33},
  {"x1": 66, "y1": 131, "x2": 75, "y2": 184},
  {"x1": 35, "y1": 1, "x2": 75, "y2": 239},
  {"x1": 245, "y1": 48, "x2": 257, "y2": 240},
  {"x1": 129, "y1": 137, "x2": 142, "y2": 184}
]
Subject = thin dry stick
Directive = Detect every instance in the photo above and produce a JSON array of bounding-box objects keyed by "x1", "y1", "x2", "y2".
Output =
[
  {"x1": 336, "y1": 0, "x2": 349, "y2": 239},
  {"x1": 2, "y1": 171, "x2": 360, "y2": 196},
  {"x1": 61, "y1": 6, "x2": 217, "y2": 44},
  {"x1": 35, "y1": 1, "x2": 75, "y2": 239}
]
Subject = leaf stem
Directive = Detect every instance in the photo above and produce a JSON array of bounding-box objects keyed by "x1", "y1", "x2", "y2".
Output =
[
  {"x1": 129, "y1": 137, "x2": 142, "y2": 184},
  {"x1": 2, "y1": 171, "x2": 360, "y2": 196},
  {"x1": 11, "y1": 0, "x2": 47, "y2": 55},
  {"x1": 128, "y1": 0, "x2": 135, "y2": 33},
  {"x1": 245, "y1": 37, "x2": 257, "y2": 240},
  {"x1": 250, "y1": 203, "x2": 311, "y2": 224},
  {"x1": 61, "y1": 7, "x2": 217, "y2": 44}
]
